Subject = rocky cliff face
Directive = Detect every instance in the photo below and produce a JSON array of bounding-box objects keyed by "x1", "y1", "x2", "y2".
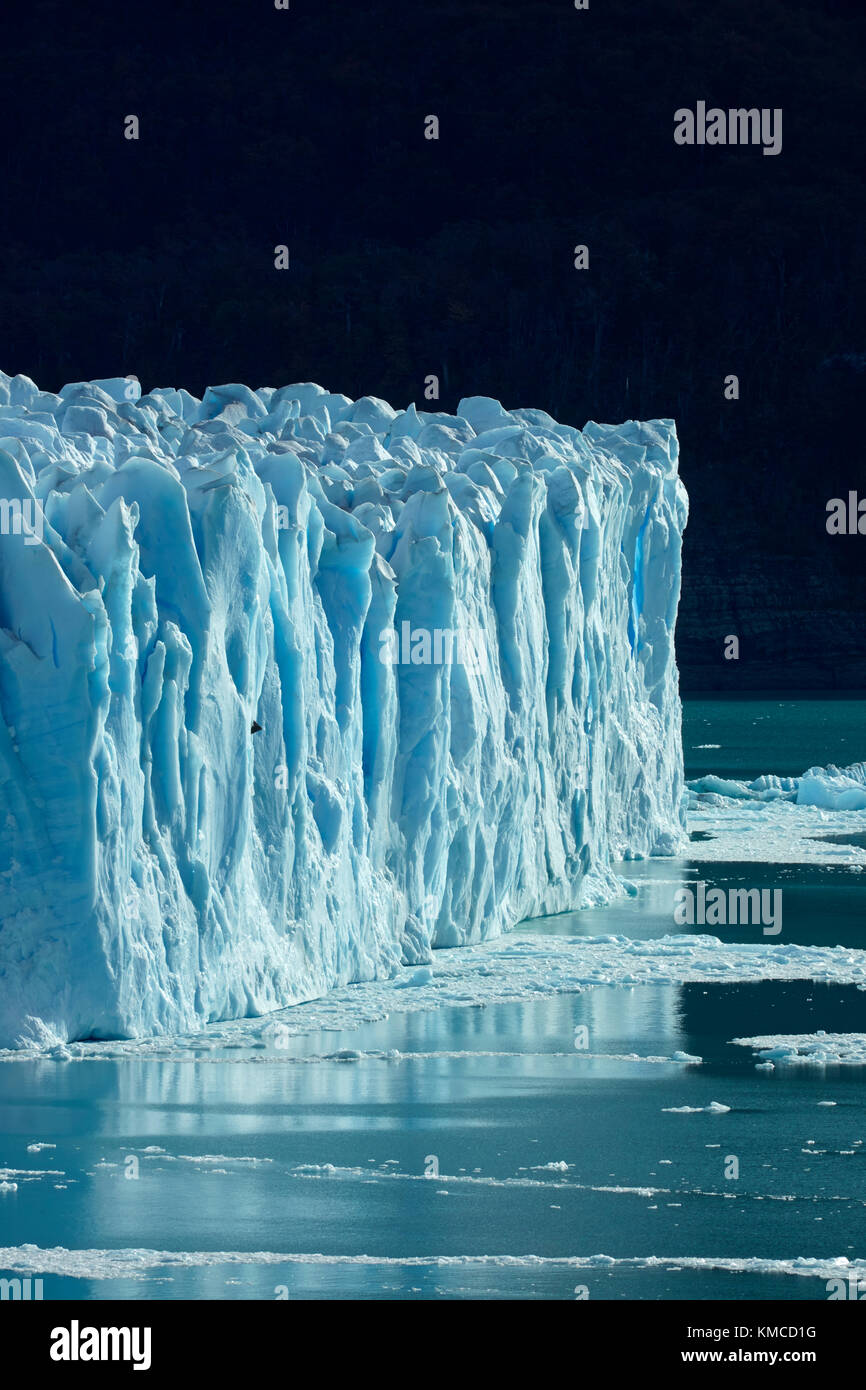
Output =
[{"x1": 677, "y1": 537, "x2": 866, "y2": 692}]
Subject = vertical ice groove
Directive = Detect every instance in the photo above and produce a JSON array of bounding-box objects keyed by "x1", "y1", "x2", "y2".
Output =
[{"x1": 0, "y1": 373, "x2": 688, "y2": 1046}]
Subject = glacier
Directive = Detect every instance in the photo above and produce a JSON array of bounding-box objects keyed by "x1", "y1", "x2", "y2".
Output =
[{"x1": 0, "y1": 371, "x2": 687, "y2": 1047}]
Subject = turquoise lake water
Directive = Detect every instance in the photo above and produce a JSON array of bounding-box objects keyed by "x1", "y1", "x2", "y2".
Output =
[
  {"x1": 682, "y1": 694, "x2": 865, "y2": 781},
  {"x1": 0, "y1": 697, "x2": 863, "y2": 1301}
]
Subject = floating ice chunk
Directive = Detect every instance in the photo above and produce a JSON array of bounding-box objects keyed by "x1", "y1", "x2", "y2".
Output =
[
  {"x1": 395, "y1": 967, "x2": 434, "y2": 989},
  {"x1": 732, "y1": 1033, "x2": 866, "y2": 1066},
  {"x1": 662, "y1": 1101, "x2": 730, "y2": 1113},
  {"x1": 688, "y1": 761, "x2": 866, "y2": 813},
  {"x1": 797, "y1": 764, "x2": 866, "y2": 811}
]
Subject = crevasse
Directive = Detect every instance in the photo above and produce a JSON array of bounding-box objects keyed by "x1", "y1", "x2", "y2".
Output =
[{"x1": 0, "y1": 373, "x2": 688, "y2": 1046}]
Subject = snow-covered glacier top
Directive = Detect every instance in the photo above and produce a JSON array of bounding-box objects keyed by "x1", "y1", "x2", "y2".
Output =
[{"x1": 0, "y1": 371, "x2": 687, "y2": 1046}]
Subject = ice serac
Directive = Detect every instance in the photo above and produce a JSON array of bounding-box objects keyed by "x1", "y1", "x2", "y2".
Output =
[{"x1": 0, "y1": 372, "x2": 688, "y2": 1046}]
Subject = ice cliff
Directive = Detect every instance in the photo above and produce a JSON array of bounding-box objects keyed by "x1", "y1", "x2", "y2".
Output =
[{"x1": 0, "y1": 372, "x2": 687, "y2": 1046}]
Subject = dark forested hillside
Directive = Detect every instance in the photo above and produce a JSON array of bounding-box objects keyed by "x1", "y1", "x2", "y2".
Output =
[{"x1": 1, "y1": 0, "x2": 864, "y2": 689}]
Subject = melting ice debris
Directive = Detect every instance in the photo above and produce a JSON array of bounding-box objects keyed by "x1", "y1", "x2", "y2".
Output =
[
  {"x1": 0, "y1": 372, "x2": 688, "y2": 1047},
  {"x1": 394, "y1": 966, "x2": 434, "y2": 989},
  {"x1": 2, "y1": 933, "x2": 866, "y2": 1063},
  {"x1": 2, "y1": 1245, "x2": 863, "y2": 1286},
  {"x1": 731, "y1": 1033, "x2": 866, "y2": 1067},
  {"x1": 688, "y1": 762, "x2": 866, "y2": 812},
  {"x1": 686, "y1": 766, "x2": 866, "y2": 868},
  {"x1": 662, "y1": 1101, "x2": 731, "y2": 1114}
]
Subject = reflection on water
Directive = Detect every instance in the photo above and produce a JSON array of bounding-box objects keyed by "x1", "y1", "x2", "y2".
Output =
[
  {"x1": 518, "y1": 857, "x2": 866, "y2": 949},
  {"x1": 1, "y1": 969, "x2": 864, "y2": 1301}
]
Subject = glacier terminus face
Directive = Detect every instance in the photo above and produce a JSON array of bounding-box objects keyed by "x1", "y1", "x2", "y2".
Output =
[{"x1": 0, "y1": 372, "x2": 688, "y2": 1047}]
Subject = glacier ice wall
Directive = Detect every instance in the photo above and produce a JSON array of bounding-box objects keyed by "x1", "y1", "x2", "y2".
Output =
[{"x1": 0, "y1": 371, "x2": 688, "y2": 1046}]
